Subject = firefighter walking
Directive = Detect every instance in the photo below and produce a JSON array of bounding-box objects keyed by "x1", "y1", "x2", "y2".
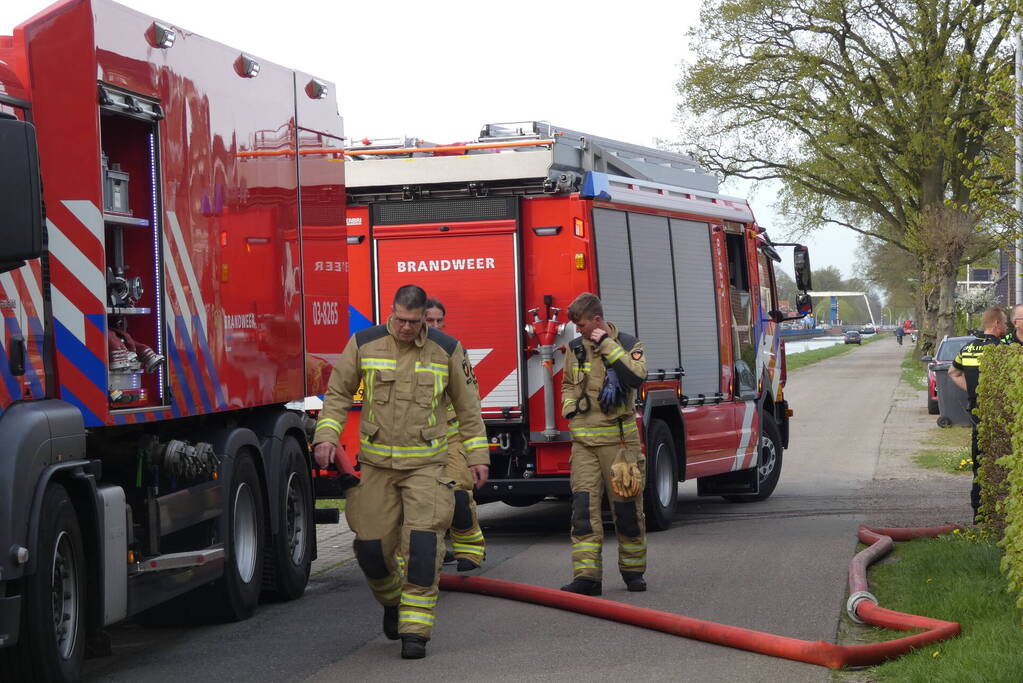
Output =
[
  {"x1": 312, "y1": 285, "x2": 489, "y2": 659},
  {"x1": 560, "y1": 292, "x2": 648, "y2": 595},
  {"x1": 424, "y1": 297, "x2": 488, "y2": 570}
]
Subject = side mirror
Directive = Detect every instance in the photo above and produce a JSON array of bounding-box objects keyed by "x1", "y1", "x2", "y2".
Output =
[
  {"x1": 0, "y1": 115, "x2": 44, "y2": 271},
  {"x1": 796, "y1": 293, "x2": 813, "y2": 316},
  {"x1": 793, "y1": 244, "x2": 812, "y2": 291},
  {"x1": 921, "y1": 355, "x2": 933, "y2": 363}
]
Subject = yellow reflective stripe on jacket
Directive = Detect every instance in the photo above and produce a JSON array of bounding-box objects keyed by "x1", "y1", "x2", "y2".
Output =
[
  {"x1": 446, "y1": 424, "x2": 461, "y2": 437},
  {"x1": 605, "y1": 344, "x2": 626, "y2": 363},
  {"x1": 361, "y1": 357, "x2": 397, "y2": 370},
  {"x1": 570, "y1": 421, "x2": 638, "y2": 438},
  {"x1": 415, "y1": 362, "x2": 449, "y2": 376},
  {"x1": 563, "y1": 397, "x2": 577, "y2": 407},
  {"x1": 464, "y1": 436, "x2": 488, "y2": 451},
  {"x1": 315, "y1": 417, "x2": 341, "y2": 435},
  {"x1": 359, "y1": 437, "x2": 448, "y2": 458}
]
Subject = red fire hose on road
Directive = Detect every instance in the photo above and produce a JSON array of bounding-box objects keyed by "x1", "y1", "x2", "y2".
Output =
[{"x1": 439, "y1": 525, "x2": 960, "y2": 669}]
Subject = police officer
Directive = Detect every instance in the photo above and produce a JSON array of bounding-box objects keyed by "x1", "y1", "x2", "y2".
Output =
[
  {"x1": 948, "y1": 306, "x2": 1009, "y2": 522},
  {"x1": 1003, "y1": 304, "x2": 1023, "y2": 345},
  {"x1": 560, "y1": 292, "x2": 648, "y2": 595},
  {"x1": 423, "y1": 297, "x2": 488, "y2": 571},
  {"x1": 312, "y1": 285, "x2": 489, "y2": 659}
]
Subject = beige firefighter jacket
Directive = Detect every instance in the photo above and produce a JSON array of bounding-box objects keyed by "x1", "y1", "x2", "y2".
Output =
[
  {"x1": 312, "y1": 317, "x2": 489, "y2": 469},
  {"x1": 561, "y1": 322, "x2": 647, "y2": 446}
]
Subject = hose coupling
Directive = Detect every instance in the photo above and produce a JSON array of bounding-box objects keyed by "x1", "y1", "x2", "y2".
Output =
[{"x1": 846, "y1": 590, "x2": 879, "y2": 624}]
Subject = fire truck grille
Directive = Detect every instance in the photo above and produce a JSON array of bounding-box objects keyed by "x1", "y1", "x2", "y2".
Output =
[{"x1": 372, "y1": 197, "x2": 517, "y2": 225}]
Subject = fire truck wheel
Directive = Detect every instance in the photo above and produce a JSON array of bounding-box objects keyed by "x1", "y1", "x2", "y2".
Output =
[
  {"x1": 265, "y1": 436, "x2": 313, "y2": 601},
  {"x1": 725, "y1": 412, "x2": 783, "y2": 503},
  {"x1": 643, "y1": 419, "x2": 678, "y2": 531},
  {"x1": 207, "y1": 451, "x2": 265, "y2": 621},
  {"x1": 0, "y1": 483, "x2": 85, "y2": 683}
]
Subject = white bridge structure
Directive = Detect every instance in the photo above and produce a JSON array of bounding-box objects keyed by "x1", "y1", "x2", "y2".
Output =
[{"x1": 810, "y1": 291, "x2": 877, "y2": 327}]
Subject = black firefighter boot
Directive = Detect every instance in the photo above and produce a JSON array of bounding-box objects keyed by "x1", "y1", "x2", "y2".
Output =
[
  {"x1": 560, "y1": 576, "x2": 602, "y2": 596},
  {"x1": 383, "y1": 606, "x2": 399, "y2": 640},
  {"x1": 621, "y1": 571, "x2": 647, "y2": 592},
  {"x1": 400, "y1": 635, "x2": 428, "y2": 659}
]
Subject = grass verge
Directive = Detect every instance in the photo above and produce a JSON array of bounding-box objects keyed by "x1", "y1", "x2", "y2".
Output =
[
  {"x1": 901, "y1": 346, "x2": 929, "y2": 392},
  {"x1": 786, "y1": 332, "x2": 885, "y2": 371},
  {"x1": 316, "y1": 498, "x2": 346, "y2": 512},
  {"x1": 912, "y1": 426, "x2": 972, "y2": 475},
  {"x1": 849, "y1": 532, "x2": 1023, "y2": 682}
]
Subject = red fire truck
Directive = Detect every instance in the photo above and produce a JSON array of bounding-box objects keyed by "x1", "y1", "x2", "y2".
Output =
[
  {"x1": 343, "y1": 122, "x2": 813, "y2": 531},
  {"x1": 0, "y1": 1, "x2": 346, "y2": 680}
]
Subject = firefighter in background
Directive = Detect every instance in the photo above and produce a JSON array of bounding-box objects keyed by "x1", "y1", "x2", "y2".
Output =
[
  {"x1": 560, "y1": 292, "x2": 648, "y2": 595},
  {"x1": 312, "y1": 285, "x2": 489, "y2": 659},
  {"x1": 423, "y1": 298, "x2": 488, "y2": 571},
  {"x1": 948, "y1": 306, "x2": 1009, "y2": 523}
]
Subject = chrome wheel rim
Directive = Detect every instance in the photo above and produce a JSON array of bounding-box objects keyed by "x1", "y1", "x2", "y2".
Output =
[
  {"x1": 758, "y1": 435, "x2": 777, "y2": 483},
  {"x1": 284, "y1": 472, "x2": 307, "y2": 565},
  {"x1": 655, "y1": 442, "x2": 674, "y2": 507},
  {"x1": 233, "y1": 483, "x2": 257, "y2": 583},
  {"x1": 51, "y1": 530, "x2": 79, "y2": 660}
]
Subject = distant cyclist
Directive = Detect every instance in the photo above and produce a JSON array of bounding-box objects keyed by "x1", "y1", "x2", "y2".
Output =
[{"x1": 894, "y1": 326, "x2": 904, "y2": 346}]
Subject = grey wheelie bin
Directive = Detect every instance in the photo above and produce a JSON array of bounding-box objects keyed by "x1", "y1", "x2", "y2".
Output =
[{"x1": 933, "y1": 365, "x2": 972, "y2": 427}]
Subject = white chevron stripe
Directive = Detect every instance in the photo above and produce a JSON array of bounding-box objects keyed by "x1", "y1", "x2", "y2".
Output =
[
  {"x1": 21, "y1": 263, "x2": 44, "y2": 324},
  {"x1": 163, "y1": 234, "x2": 194, "y2": 337},
  {"x1": 62, "y1": 200, "x2": 104, "y2": 242},
  {"x1": 46, "y1": 218, "x2": 105, "y2": 301},
  {"x1": 0, "y1": 272, "x2": 21, "y2": 339},
  {"x1": 166, "y1": 211, "x2": 207, "y2": 336},
  {"x1": 732, "y1": 401, "x2": 756, "y2": 471},
  {"x1": 51, "y1": 287, "x2": 86, "y2": 344}
]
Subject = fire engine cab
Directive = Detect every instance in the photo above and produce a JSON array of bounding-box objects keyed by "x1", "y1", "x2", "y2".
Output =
[{"x1": 343, "y1": 122, "x2": 813, "y2": 531}]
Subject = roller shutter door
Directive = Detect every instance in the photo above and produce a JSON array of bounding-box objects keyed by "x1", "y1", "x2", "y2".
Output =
[
  {"x1": 670, "y1": 219, "x2": 720, "y2": 396},
  {"x1": 593, "y1": 208, "x2": 636, "y2": 335},
  {"x1": 627, "y1": 213, "x2": 680, "y2": 370}
]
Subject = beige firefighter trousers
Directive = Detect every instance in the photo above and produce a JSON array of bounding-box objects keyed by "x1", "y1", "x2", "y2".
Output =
[
  {"x1": 345, "y1": 462, "x2": 454, "y2": 639},
  {"x1": 569, "y1": 440, "x2": 647, "y2": 579},
  {"x1": 445, "y1": 443, "x2": 485, "y2": 564}
]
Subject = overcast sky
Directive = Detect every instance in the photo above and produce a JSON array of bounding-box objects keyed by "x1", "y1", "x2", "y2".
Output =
[{"x1": 2, "y1": 0, "x2": 861, "y2": 279}]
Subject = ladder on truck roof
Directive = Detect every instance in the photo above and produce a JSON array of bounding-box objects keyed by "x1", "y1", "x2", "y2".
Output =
[{"x1": 343, "y1": 121, "x2": 720, "y2": 202}]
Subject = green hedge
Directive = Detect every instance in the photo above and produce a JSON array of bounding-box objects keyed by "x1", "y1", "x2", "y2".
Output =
[{"x1": 975, "y1": 345, "x2": 1023, "y2": 611}]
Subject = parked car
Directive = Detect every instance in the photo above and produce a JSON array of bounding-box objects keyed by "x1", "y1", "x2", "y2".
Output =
[
  {"x1": 860, "y1": 326, "x2": 876, "y2": 335},
  {"x1": 922, "y1": 335, "x2": 974, "y2": 415},
  {"x1": 844, "y1": 330, "x2": 862, "y2": 345}
]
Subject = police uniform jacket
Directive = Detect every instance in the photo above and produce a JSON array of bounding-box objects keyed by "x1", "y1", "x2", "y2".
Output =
[
  {"x1": 561, "y1": 322, "x2": 647, "y2": 446},
  {"x1": 952, "y1": 333, "x2": 1004, "y2": 411},
  {"x1": 313, "y1": 317, "x2": 489, "y2": 469}
]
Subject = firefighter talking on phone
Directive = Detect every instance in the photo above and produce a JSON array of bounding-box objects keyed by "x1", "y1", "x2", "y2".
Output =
[{"x1": 560, "y1": 292, "x2": 649, "y2": 596}]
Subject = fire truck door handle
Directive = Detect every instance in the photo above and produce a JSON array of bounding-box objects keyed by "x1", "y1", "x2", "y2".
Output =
[{"x1": 8, "y1": 334, "x2": 25, "y2": 376}]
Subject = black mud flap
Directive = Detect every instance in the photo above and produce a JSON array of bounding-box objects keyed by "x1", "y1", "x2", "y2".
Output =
[{"x1": 696, "y1": 466, "x2": 759, "y2": 497}]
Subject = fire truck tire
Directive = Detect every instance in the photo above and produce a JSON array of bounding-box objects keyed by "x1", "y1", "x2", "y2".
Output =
[
  {"x1": 0, "y1": 483, "x2": 85, "y2": 683},
  {"x1": 265, "y1": 436, "x2": 313, "y2": 601},
  {"x1": 725, "y1": 413, "x2": 783, "y2": 503},
  {"x1": 206, "y1": 451, "x2": 265, "y2": 621},
  {"x1": 643, "y1": 419, "x2": 678, "y2": 531}
]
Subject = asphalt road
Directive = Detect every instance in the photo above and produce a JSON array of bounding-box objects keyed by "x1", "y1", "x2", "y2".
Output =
[{"x1": 82, "y1": 337, "x2": 956, "y2": 682}]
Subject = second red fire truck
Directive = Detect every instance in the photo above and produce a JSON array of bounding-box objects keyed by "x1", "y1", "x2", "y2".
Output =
[{"x1": 343, "y1": 122, "x2": 813, "y2": 531}]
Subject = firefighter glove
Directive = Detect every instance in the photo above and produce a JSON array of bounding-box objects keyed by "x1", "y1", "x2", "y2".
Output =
[
  {"x1": 610, "y1": 447, "x2": 642, "y2": 498},
  {"x1": 598, "y1": 368, "x2": 628, "y2": 413}
]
